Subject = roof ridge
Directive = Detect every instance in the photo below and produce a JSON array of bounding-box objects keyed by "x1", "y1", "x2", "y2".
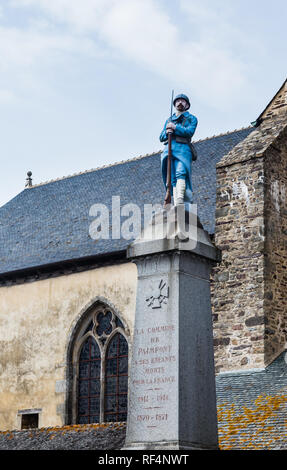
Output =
[
  {"x1": 193, "y1": 125, "x2": 252, "y2": 144},
  {"x1": 27, "y1": 126, "x2": 252, "y2": 189},
  {"x1": 27, "y1": 151, "x2": 161, "y2": 188}
]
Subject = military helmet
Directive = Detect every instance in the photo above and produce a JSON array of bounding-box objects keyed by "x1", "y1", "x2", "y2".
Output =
[{"x1": 173, "y1": 93, "x2": 190, "y2": 110}]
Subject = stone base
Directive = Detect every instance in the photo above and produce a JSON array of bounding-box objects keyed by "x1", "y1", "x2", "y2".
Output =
[
  {"x1": 127, "y1": 205, "x2": 220, "y2": 262},
  {"x1": 123, "y1": 441, "x2": 219, "y2": 451},
  {"x1": 124, "y1": 208, "x2": 219, "y2": 452}
]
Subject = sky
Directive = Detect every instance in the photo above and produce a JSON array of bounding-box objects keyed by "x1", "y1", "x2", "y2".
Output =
[{"x1": 0, "y1": 0, "x2": 286, "y2": 206}]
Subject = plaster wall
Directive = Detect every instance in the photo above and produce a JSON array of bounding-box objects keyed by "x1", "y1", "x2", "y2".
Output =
[{"x1": 0, "y1": 261, "x2": 137, "y2": 431}]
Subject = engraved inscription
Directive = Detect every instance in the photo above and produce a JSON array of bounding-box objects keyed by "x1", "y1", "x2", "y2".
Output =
[{"x1": 131, "y1": 322, "x2": 176, "y2": 430}]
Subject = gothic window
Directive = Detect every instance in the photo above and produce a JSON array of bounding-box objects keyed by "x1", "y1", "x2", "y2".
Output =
[
  {"x1": 74, "y1": 304, "x2": 129, "y2": 424},
  {"x1": 104, "y1": 333, "x2": 129, "y2": 422},
  {"x1": 78, "y1": 337, "x2": 101, "y2": 424}
]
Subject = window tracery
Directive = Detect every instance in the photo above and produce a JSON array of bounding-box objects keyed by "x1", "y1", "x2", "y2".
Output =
[{"x1": 73, "y1": 304, "x2": 129, "y2": 424}]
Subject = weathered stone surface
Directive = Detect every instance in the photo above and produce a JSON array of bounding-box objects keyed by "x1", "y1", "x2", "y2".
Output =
[
  {"x1": 264, "y1": 125, "x2": 287, "y2": 363},
  {"x1": 212, "y1": 111, "x2": 287, "y2": 372},
  {"x1": 259, "y1": 79, "x2": 287, "y2": 122},
  {"x1": 245, "y1": 316, "x2": 265, "y2": 327},
  {"x1": 125, "y1": 209, "x2": 218, "y2": 450},
  {"x1": 214, "y1": 338, "x2": 230, "y2": 347},
  {"x1": 213, "y1": 157, "x2": 265, "y2": 372},
  {"x1": 217, "y1": 113, "x2": 287, "y2": 169}
]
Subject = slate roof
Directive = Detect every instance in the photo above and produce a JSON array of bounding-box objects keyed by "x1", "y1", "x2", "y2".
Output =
[
  {"x1": 0, "y1": 422, "x2": 127, "y2": 450},
  {"x1": 0, "y1": 127, "x2": 254, "y2": 276},
  {"x1": 216, "y1": 351, "x2": 287, "y2": 450}
]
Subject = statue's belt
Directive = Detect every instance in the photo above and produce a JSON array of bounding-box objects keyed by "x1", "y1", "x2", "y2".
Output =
[
  {"x1": 164, "y1": 136, "x2": 197, "y2": 161},
  {"x1": 174, "y1": 136, "x2": 191, "y2": 144}
]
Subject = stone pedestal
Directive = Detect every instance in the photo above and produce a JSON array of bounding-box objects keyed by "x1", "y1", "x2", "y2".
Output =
[{"x1": 124, "y1": 207, "x2": 220, "y2": 450}]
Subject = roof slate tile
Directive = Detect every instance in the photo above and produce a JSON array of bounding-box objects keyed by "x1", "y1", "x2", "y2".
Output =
[{"x1": 0, "y1": 127, "x2": 253, "y2": 275}]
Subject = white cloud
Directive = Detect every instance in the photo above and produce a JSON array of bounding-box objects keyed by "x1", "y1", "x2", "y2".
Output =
[
  {"x1": 180, "y1": 0, "x2": 256, "y2": 51},
  {"x1": 180, "y1": 0, "x2": 233, "y2": 27},
  {"x1": 98, "y1": 0, "x2": 179, "y2": 76},
  {"x1": 0, "y1": 14, "x2": 103, "y2": 104},
  {"x1": 10, "y1": 0, "x2": 111, "y2": 31},
  {"x1": 98, "y1": 0, "x2": 246, "y2": 107},
  {"x1": 7, "y1": 0, "x2": 249, "y2": 108},
  {"x1": 0, "y1": 26, "x2": 100, "y2": 70}
]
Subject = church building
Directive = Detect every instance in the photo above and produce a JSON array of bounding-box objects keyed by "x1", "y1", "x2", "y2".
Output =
[{"x1": 0, "y1": 79, "x2": 287, "y2": 450}]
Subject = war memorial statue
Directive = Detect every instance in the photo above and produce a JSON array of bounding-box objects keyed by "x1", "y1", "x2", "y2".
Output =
[
  {"x1": 159, "y1": 93, "x2": 198, "y2": 207},
  {"x1": 124, "y1": 93, "x2": 219, "y2": 450}
]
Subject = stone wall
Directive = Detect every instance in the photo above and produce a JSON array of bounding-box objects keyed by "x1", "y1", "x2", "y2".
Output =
[
  {"x1": 212, "y1": 156, "x2": 265, "y2": 373},
  {"x1": 260, "y1": 80, "x2": 287, "y2": 121},
  {"x1": 264, "y1": 126, "x2": 287, "y2": 363},
  {"x1": 212, "y1": 114, "x2": 287, "y2": 373}
]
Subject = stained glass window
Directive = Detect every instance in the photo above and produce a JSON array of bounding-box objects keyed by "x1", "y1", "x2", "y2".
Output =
[
  {"x1": 83, "y1": 320, "x2": 93, "y2": 335},
  {"x1": 77, "y1": 337, "x2": 101, "y2": 424},
  {"x1": 75, "y1": 306, "x2": 129, "y2": 425},
  {"x1": 96, "y1": 310, "x2": 113, "y2": 336},
  {"x1": 104, "y1": 333, "x2": 129, "y2": 422}
]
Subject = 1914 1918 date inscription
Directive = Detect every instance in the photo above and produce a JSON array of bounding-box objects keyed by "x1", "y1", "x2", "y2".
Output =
[{"x1": 132, "y1": 323, "x2": 177, "y2": 429}]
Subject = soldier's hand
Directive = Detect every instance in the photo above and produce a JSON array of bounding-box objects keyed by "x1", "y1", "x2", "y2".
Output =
[{"x1": 166, "y1": 122, "x2": 176, "y2": 133}]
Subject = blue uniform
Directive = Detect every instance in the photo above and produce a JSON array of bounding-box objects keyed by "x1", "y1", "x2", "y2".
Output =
[{"x1": 160, "y1": 111, "x2": 198, "y2": 203}]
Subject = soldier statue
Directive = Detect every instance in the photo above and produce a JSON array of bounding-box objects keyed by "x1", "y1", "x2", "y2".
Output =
[{"x1": 159, "y1": 93, "x2": 198, "y2": 206}]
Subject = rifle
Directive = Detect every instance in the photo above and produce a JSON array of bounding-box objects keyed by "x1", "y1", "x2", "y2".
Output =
[{"x1": 164, "y1": 90, "x2": 174, "y2": 208}]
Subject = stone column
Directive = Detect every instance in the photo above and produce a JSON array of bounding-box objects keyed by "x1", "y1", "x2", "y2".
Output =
[{"x1": 124, "y1": 207, "x2": 220, "y2": 450}]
